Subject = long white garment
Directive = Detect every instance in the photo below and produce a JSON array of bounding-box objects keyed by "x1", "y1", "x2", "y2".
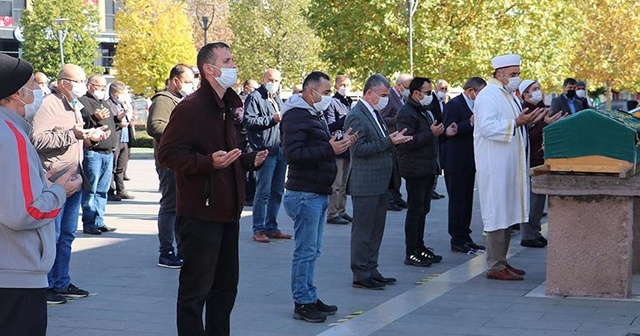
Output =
[{"x1": 473, "y1": 78, "x2": 529, "y2": 232}]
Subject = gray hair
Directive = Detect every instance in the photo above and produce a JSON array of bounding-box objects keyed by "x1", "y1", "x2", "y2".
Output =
[
  {"x1": 109, "y1": 80, "x2": 126, "y2": 95},
  {"x1": 363, "y1": 74, "x2": 390, "y2": 94},
  {"x1": 463, "y1": 77, "x2": 487, "y2": 91}
]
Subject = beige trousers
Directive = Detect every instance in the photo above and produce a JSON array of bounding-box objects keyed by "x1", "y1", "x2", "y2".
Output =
[{"x1": 485, "y1": 228, "x2": 512, "y2": 271}]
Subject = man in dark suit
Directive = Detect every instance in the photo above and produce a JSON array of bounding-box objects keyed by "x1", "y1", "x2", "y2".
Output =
[
  {"x1": 345, "y1": 74, "x2": 412, "y2": 290},
  {"x1": 379, "y1": 73, "x2": 412, "y2": 211},
  {"x1": 442, "y1": 77, "x2": 487, "y2": 253},
  {"x1": 550, "y1": 78, "x2": 584, "y2": 116},
  {"x1": 575, "y1": 80, "x2": 590, "y2": 110},
  {"x1": 424, "y1": 88, "x2": 446, "y2": 200}
]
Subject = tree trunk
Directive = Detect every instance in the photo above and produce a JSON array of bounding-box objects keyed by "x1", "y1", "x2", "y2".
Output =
[{"x1": 605, "y1": 80, "x2": 613, "y2": 111}]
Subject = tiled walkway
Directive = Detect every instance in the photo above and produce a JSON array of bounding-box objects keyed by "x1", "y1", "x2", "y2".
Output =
[{"x1": 46, "y1": 158, "x2": 640, "y2": 336}]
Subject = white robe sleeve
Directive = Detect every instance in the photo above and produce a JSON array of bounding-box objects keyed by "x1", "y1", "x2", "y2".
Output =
[{"x1": 474, "y1": 92, "x2": 515, "y2": 143}]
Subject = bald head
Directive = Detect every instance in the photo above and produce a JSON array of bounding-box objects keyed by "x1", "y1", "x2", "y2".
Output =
[
  {"x1": 57, "y1": 64, "x2": 86, "y2": 82},
  {"x1": 395, "y1": 73, "x2": 412, "y2": 92},
  {"x1": 263, "y1": 68, "x2": 281, "y2": 84},
  {"x1": 34, "y1": 72, "x2": 48, "y2": 85}
]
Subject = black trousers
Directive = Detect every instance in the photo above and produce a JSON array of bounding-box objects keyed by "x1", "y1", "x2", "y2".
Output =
[
  {"x1": 0, "y1": 288, "x2": 47, "y2": 336},
  {"x1": 113, "y1": 141, "x2": 130, "y2": 193},
  {"x1": 404, "y1": 175, "x2": 436, "y2": 255},
  {"x1": 176, "y1": 217, "x2": 239, "y2": 336},
  {"x1": 444, "y1": 170, "x2": 475, "y2": 246}
]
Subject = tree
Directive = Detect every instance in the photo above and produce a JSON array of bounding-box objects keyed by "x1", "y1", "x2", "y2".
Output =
[
  {"x1": 186, "y1": 0, "x2": 235, "y2": 50},
  {"x1": 572, "y1": 0, "x2": 640, "y2": 109},
  {"x1": 114, "y1": 0, "x2": 197, "y2": 96},
  {"x1": 229, "y1": 0, "x2": 326, "y2": 88},
  {"x1": 21, "y1": 0, "x2": 101, "y2": 77},
  {"x1": 307, "y1": 0, "x2": 582, "y2": 90}
]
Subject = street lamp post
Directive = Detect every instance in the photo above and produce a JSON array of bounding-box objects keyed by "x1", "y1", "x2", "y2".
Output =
[
  {"x1": 406, "y1": 0, "x2": 418, "y2": 76},
  {"x1": 54, "y1": 18, "x2": 69, "y2": 67},
  {"x1": 196, "y1": 3, "x2": 215, "y2": 46}
]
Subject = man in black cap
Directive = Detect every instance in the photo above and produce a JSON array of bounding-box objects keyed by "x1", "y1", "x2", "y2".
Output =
[{"x1": 0, "y1": 54, "x2": 83, "y2": 336}]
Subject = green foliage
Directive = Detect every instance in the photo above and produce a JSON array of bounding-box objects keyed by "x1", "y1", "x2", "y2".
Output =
[
  {"x1": 131, "y1": 130, "x2": 154, "y2": 148},
  {"x1": 20, "y1": 0, "x2": 101, "y2": 77},
  {"x1": 307, "y1": 0, "x2": 582, "y2": 91},
  {"x1": 229, "y1": 0, "x2": 326, "y2": 87},
  {"x1": 114, "y1": 0, "x2": 197, "y2": 96}
]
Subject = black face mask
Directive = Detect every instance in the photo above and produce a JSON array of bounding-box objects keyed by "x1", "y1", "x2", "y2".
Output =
[{"x1": 566, "y1": 89, "x2": 577, "y2": 98}]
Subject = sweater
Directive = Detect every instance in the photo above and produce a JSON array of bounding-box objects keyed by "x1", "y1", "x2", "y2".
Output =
[
  {"x1": 0, "y1": 107, "x2": 66, "y2": 288},
  {"x1": 281, "y1": 95, "x2": 337, "y2": 195}
]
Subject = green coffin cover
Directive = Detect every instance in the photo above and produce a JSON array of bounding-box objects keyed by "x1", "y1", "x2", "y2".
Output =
[{"x1": 543, "y1": 109, "x2": 640, "y2": 163}]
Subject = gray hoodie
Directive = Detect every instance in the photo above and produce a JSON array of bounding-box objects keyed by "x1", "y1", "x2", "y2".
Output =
[
  {"x1": 282, "y1": 93, "x2": 317, "y2": 115},
  {"x1": 0, "y1": 107, "x2": 66, "y2": 288}
]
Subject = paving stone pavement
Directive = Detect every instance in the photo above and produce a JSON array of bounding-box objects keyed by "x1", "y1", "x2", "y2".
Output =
[{"x1": 46, "y1": 158, "x2": 640, "y2": 336}]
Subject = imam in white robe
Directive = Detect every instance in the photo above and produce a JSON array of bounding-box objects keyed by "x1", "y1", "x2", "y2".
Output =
[{"x1": 473, "y1": 78, "x2": 529, "y2": 232}]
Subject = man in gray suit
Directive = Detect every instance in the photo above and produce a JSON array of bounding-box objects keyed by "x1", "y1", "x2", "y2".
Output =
[{"x1": 345, "y1": 74, "x2": 413, "y2": 290}]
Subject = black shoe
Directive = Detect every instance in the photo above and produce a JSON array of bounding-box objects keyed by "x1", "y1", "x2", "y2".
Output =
[
  {"x1": 537, "y1": 236, "x2": 548, "y2": 246},
  {"x1": 315, "y1": 299, "x2": 338, "y2": 315},
  {"x1": 420, "y1": 247, "x2": 443, "y2": 263},
  {"x1": 293, "y1": 303, "x2": 327, "y2": 323},
  {"x1": 430, "y1": 192, "x2": 440, "y2": 200},
  {"x1": 123, "y1": 175, "x2": 130, "y2": 181},
  {"x1": 56, "y1": 283, "x2": 89, "y2": 298},
  {"x1": 433, "y1": 191, "x2": 445, "y2": 199},
  {"x1": 395, "y1": 199, "x2": 408, "y2": 208},
  {"x1": 340, "y1": 214, "x2": 353, "y2": 222},
  {"x1": 83, "y1": 226, "x2": 102, "y2": 235},
  {"x1": 451, "y1": 243, "x2": 473, "y2": 253},
  {"x1": 466, "y1": 241, "x2": 486, "y2": 251},
  {"x1": 372, "y1": 274, "x2": 397, "y2": 285},
  {"x1": 541, "y1": 211, "x2": 547, "y2": 217},
  {"x1": 158, "y1": 251, "x2": 183, "y2": 269},
  {"x1": 244, "y1": 200, "x2": 253, "y2": 207},
  {"x1": 352, "y1": 277, "x2": 385, "y2": 290},
  {"x1": 47, "y1": 289, "x2": 67, "y2": 305},
  {"x1": 327, "y1": 216, "x2": 349, "y2": 225},
  {"x1": 510, "y1": 224, "x2": 520, "y2": 230},
  {"x1": 108, "y1": 193, "x2": 122, "y2": 202},
  {"x1": 98, "y1": 225, "x2": 116, "y2": 232},
  {"x1": 116, "y1": 191, "x2": 135, "y2": 200},
  {"x1": 387, "y1": 203, "x2": 402, "y2": 211},
  {"x1": 404, "y1": 253, "x2": 432, "y2": 267},
  {"x1": 521, "y1": 239, "x2": 545, "y2": 248}
]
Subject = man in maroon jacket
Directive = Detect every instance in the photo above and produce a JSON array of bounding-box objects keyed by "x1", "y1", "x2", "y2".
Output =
[
  {"x1": 518, "y1": 80, "x2": 561, "y2": 249},
  {"x1": 158, "y1": 42, "x2": 268, "y2": 336}
]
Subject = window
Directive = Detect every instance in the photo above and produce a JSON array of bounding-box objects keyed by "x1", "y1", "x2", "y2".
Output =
[{"x1": 0, "y1": 1, "x2": 13, "y2": 27}]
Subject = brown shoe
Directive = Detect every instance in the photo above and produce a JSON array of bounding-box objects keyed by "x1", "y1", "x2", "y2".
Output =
[
  {"x1": 266, "y1": 231, "x2": 292, "y2": 239},
  {"x1": 505, "y1": 264, "x2": 526, "y2": 276},
  {"x1": 486, "y1": 268, "x2": 523, "y2": 281},
  {"x1": 253, "y1": 233, "x2": 270, "y2": 243}
]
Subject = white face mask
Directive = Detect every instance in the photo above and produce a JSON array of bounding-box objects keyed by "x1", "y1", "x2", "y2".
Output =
[
  {"x1": 211, "y1": 65, "x2": 238, "y2": 89},
  {"x1": 402, "y1": 89, "x2": 410, "y2": 99},
  {"x1": 179, "y1": 83, "x2": 194, "y2": 97},
  {"x1": 93, "y1": 90, "x2": 106, "y2": 100},
  {"x1": 420, "y1": 93, "x2": 433, "y2": 106},
  {"x1": 313, "y1": 91, "x2": 332, "y2": 112},
  {"x1": 192, "y1": 78, "x2": 200, "y2": 89},
  {"x1": 529, "y1": 90, "x2": 543, "y2": 104},
  {"x1": 374, "y1": 95, "x2": 389, "y2": 111},
  {"x1": 338, "y1": 87, "x2": 349, "y2": 97},
  {"x1": 437, "y1": 91, "x2": 446, "y2": 101},
  {"x1": 21, "y1": 88, "x2": 43, "y2": 122},
  {"x1": 506, "y1": 77, "x2": 521, "y2": 92},
  {"x1": 117, "y1": 93, "x2": 131, "y2": 105},
  {"x1": 69, "y1": 81, "x2": 87, "y2": 99},
  {"x1": 40, "y1": 84, "x2": 51, "y2": 96},
  {"x1": 576, "y1": 89, "x2": 586, "y2": 98},
  {"x1": 265, "y1": 82, "x2": 280, "y2": 94}
]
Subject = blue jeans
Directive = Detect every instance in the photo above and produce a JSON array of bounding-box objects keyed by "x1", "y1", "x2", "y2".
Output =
[
  {"x1": 252, "y1": 147, "x2": 286, "y2": 234},
  {"x1": 82, "y1": 150, "x2": 113, "y2": 229},
  {"x1": 48, "y1": 190, "x2": 81, "y2": 291},
  {"x1": 283, "y1": 190, "x2": 328, "y2": 304}
]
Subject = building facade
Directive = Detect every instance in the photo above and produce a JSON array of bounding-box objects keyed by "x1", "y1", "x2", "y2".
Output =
[{"x1": 0, "y1": 0, "x2": 118, "y2": 75}]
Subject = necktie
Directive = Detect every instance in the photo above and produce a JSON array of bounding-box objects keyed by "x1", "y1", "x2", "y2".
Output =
[{"x1": 373, "y1": 109, "x2": 388, "y2": 136}]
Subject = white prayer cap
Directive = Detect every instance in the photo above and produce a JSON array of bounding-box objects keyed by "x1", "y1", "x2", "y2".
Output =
[
  {"x1": 491, "y1": 54, "x2": 521, "y2": 70},
  {"x1": 519, "y1": 79, "x2": 536, "y2": 94}
]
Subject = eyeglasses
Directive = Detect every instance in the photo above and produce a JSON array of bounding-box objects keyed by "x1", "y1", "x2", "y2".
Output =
[
  {"x1": 61, "y1": 78, "x2": 86, "y2": 84},
  {"x1": 89, "y1": 83, "x2": 106, "y2": 89}
]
